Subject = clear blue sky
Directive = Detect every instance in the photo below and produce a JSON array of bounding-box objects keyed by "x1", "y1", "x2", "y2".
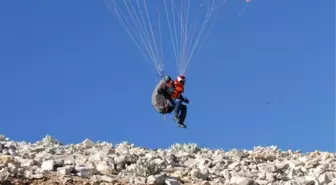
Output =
[{"x1": 0, "y1": 0, "x2": 334, "y2": 153}]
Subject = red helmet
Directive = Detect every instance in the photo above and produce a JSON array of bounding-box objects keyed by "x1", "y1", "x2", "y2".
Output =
[{"x1": 176, "y1": 75, "x2": 186, "y2": 84}]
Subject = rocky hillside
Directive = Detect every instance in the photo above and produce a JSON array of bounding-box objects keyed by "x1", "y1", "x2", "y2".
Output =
[{"x1": 0, "y1": 134, "x2": 335, "y2": 185}]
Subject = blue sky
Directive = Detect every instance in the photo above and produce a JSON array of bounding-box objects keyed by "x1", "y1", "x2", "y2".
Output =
[{"x1": 0, "y1": 0, "x2": 334, "y2": 153}]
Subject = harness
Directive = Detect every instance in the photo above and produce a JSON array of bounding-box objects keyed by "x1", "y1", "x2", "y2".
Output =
[
  {"x1": 155, "y1": 95, "x2": 169, "y2": 113},
  {"x1": 154, "y1": 81, "x2": 175, "y2": 114}
]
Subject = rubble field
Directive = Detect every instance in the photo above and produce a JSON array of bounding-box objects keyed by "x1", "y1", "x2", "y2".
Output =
[{"x1": 0, "y1": 134, "x2": 335, "y2": 185}]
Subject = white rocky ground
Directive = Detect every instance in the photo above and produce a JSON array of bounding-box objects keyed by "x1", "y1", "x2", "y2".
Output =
[{"x1": 0, "y1": 134, "x2": 335, "y2": 185}]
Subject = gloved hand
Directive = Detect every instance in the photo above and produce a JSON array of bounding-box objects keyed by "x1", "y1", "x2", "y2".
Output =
[{"x1": 183, "y1": 97, "x2": 189, "y2": 103}]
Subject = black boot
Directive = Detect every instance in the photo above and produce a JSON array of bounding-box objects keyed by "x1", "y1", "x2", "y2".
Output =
[{"x1": 177, "y1": 122, "x2": 187, "y2": 128}]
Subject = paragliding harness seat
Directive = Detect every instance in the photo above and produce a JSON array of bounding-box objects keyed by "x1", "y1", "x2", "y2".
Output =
[
  {"x1": 152, "y1": 75, "x2": 176, "y2": 114},
  {"x1": 155, "y1": 94, "x2": 175, "y2": 114}
]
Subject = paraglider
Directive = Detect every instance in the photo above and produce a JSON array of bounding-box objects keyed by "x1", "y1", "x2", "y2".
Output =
[
  {"x1": 103, "y1": 0, "x2": 246, "y2": 127},
  {"x1": 151, "y1": 75, "x2": 189, "y2": 128}
]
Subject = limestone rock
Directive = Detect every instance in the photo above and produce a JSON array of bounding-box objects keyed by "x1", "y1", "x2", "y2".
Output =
[
  {"x1": 0, "y1": 155, "x2": 14, "y2": 164},
  {"x1": 75, "y1": 165, "x2": 98, "y2": 177},
  {"x1": 0, "y1": 168, "x2": 10, "y2": 182},
  {"x1": 165, "y1": 178, "x2": 181, "y2": 185},
  {"x1": 57, "y1": 166, "x2": 74, "y2": 175},
  {"x1": 229, "y1": 176, "x2": 256, "y2": 185},
  {"x1": 41, "y1": 159, "x2": 55, "y2": 171},
  {"x1": 147, "y1": 174, "x2": 166, "y2": 185},
  {"x1": 82, "y1": 139, "x2": 95, "y2": 148}
]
